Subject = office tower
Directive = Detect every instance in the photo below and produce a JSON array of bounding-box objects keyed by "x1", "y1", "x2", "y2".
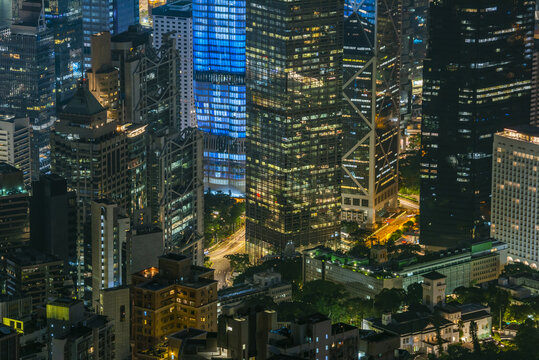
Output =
[
  {"x1": 420, "y1": 0, "x2": 534, "y2": 248},
  {"x1": 82, "y1": 0, "x2": 139, "y2": 69},
  {"x1": 193, "y1": 0, "x2": 246, "y2": 195},
  {"x1": 30, "y1": 174, "x2": 77, "y2": 283},
  {"x1": 153, "y1": 1, "x2": 195, "y2": 130},
  {"x1": 97, "y1": 286, "x2": 130, "y2": 360},
  {"x1": 0, "y1": 163, "x2": 29, "y2": 249},
  {"x1": 147, "y1": 127, "x2": 204, "y2": 264},
  {"x1": 491, "y1": 127, "x2": 539, "y2": 269},
  {"x1": 51, "y1": 86, "x2": 129, "y2": 293},
  {"x1": 47, "y1": 299, "x2": 116, "y2": 360},
  {"x1": 3, "y1": 248, "x2": 64, "y2": 308},
  {"x1": 245, "y1": 0, "x2": 343, "y2": 258},
  {"x1": 125, "y1": 123, "x2": 149, "y2": 220},
  {"x1": 87, "y1": 32, "x2": 120, "y2": 122},
  {"x1": 532, "y1": 37, "x2": 539, "y2": 126},
  {"x1": 341, "y1": 0, "x2": 400, "y2": 226},
  {"x1": 0, "y1": 115, "x2": 31, "y2": 187},
  {"x1": 131, "y1": 254, "x2": 217, "y2": 354},
  {"x1": 110, "y1": 26, "x2": 152, "y2": 124},
  {"x1": 111, "y1": 32, "x2": 180, "y2": 128},
  {"x1": 90, "y1": 200, "x2": 131, "y2": 304},
  {"x1": 0, "y1": 324, "x2": 19, "y2": 360},
  {"x1": 46, "y1": 0, "x2": 84, "y2": 104},
  {"x1": 0, "y1": 1, "x2": 55, "y2": 176},
  {"x1": 400, "y1": 0, "x2": 428, "y2": 134}
]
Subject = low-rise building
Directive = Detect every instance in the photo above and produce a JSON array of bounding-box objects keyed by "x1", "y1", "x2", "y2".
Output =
[
  {"x1": 363, "y1": 272, "x2": 492, "y2": 356},
  {"x1": 131, "y1": 254, "x2": 218, "y2": 356},
  {"x1": 357, "y1": 330, "x2": 399, "y2": 360},
  {"x1": 267, "y1": 313, "x2": 359, "y2": 360},
  {"x1": 304, "y1": 241, "x2": 507, "y2": 298}
]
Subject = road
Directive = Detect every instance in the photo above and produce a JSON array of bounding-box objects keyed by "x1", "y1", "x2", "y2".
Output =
[
  {"x1": 398, "y1": 195, "x2": 419, "y2": 211},
  {"x1": 207, "y1": 227, "x2": 245, "y2": 289},
  {"x1": 368, "y1": 211, "x2": 416, "y2": 246}
]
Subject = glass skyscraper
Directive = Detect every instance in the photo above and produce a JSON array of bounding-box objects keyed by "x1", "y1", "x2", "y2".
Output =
[
  {"x1": 341, "y1": 0, "x2": 400, "y2": 226},
  {"x1": 82, "y1": 0, "x2": 139, "y2": 69},
  {"x1": 420, "y1": 0, "x2": 534, "y2": 248},
  {"x1": 246, "y1": 0, "x2": 343, "y2": 259},
  {"x1": 193, "y1": 0, "x2": 246, "y2": 196}
]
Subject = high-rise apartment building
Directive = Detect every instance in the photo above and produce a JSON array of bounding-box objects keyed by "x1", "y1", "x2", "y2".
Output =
[
  {"x1": 0, "y1": 1, "x2": 55, "y2": 176},
  {"x1": 491, "y1": 127, "x2": 539, "y2": 269},
  {"x1": 82, "y1": 0, "x2": 139, "y2": 69},
  {"x1": 420, "y1": 0, "x2": 534, "y2": 248},
  {"x1": 245, "y1": 0, "x2": 343, "y2": 258},
  {"x1": 30, "y1": 174, "x2": 77, "y2": 283},
  {"x1": 130, "y1": 254, "x2": 218, "y2": 354},
  {"x1": 341, "y1": 0, "x2": 400, "y2": 226},
  {"x1": 90, "y1": 200, "x2": 131, "y2": 304},
  {"x1": 0, "y1": 163, "x2": 29, "y2": 250},
  {"x1": 51, "y1": 86, "x2": 129, "y2": 293},
  {"x1": 87, "y1": 32, "x2": 120, "y2": 122},
  {"x1": 193, "y1": 0, "x2": 246, "y2": 195},
  {"x1": 153, "y1": 1, "x2": 195, "y2": 130},
  {"x1": 0, "y1": 115, "x2": 31, "y2": 187}
]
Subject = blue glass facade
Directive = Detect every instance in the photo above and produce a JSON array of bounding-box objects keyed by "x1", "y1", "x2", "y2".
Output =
[{"x1": 193, "y1": 0, "x2": 246, "y2": 195}]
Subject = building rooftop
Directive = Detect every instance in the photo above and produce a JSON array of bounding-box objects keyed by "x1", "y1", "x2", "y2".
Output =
[
  {"x1": 331, "y1": 322, "x2": 357, "y2": 334},
  {"x1": 0, "y1": 324, "x2": 16, "y2": 338},
  {"x1": 61, "y1": 86, "x2": 105, "y2": 116},
  {"x1": 111, "y1": 25, "x2": 151, "y2": 45},
  {"x1": 6, "y1": 247, "x2": 61, "y2": 266},
  {"x1": 152, "y1": 1, "x2": 192, "y2": 18},
  {"x1": 423, "y1": 271, "x2": 446, "y2": 281},
  {"x1": 499, "y1": 126, "x2": 539, "y2": 144},
  {"x1": 296, "y1": 313, "x2": 329, "y2": 325}
]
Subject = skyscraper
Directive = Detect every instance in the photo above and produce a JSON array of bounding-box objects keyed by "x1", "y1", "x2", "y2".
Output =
[
  {"x1": 420, "y1": 0, "x2": 534, "y2": 248},
  {"x1": 51, "y1": 86, "x2": 129, "y2": 294},
  {"x1": 147, "y1": 127, "x2": 205, "y2": 265},
  {"x1": 0, "y1": 163, "x2": 29, "y2": 250},
  {"x1": 153, "y1": 1, "x2": 195, "y2": 130},
  {"x1": 87, "y1": 32, "x2": 120, "y2": 122},
  {"x1": 491, "y1": 127, "x2": 539, "y2": 269},
  {"x1": 193, "y1": 0, "x2": 246, "y2": 195},
  {"x1": 30, "y1": 174, "x2": 77, "y2": 284},
  {"x1": 0, "y1": 1, "x2": 55, "y2": 176},
  {"x1": 0, "y1": 115, "x2": 31, "y2": 187},
  {"x1": 90, "y1": 200, "x2": 130, "y2": 303},
  {"x1": 341, "y1": 0, "x2": 401, "y2": 226},
  {"x1": 46, "y1": 0, "x2": 84, "y2": 104},
  {"x1": 245, "y1": 0, "x2": 343, "y2": 258},
  {"x1": 82, "y1": 0, "x2": 139, "y2": 69}
]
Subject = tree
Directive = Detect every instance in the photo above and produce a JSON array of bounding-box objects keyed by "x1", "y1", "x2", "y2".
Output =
[
  {"x1": 204, "y1": 255, "x2": 213, "y2": 268},
  {"x1": 514, "y1": 319, "x2": 539, "y2": 360},
  {"x1": 225, "y1": 253, "x2": 250, "y2": 273},
  {"x1": 406, "y1": 282, "x2": 423, "y2": 306},
  {"x1": 470, "y1": 320, "x2": 480, "y2": 354},
  {"x1": 348, "y1": 243, "x2": 370, "y2": 258},
  {"x1": 374, "y1": 288, "x2": 406, "y2": 313}
]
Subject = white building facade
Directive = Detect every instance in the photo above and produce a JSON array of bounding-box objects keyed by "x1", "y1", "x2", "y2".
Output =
[{"x1": 491, "y1": 127, "x2": 539, "y2": 269}]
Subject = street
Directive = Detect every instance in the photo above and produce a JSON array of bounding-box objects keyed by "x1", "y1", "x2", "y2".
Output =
[
  {"x1": 207, "y1": 227, "x2": 246, "y2": 289},
  {"x1": 398, "y1": 195, "x2": 419, "y2": 211}
]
